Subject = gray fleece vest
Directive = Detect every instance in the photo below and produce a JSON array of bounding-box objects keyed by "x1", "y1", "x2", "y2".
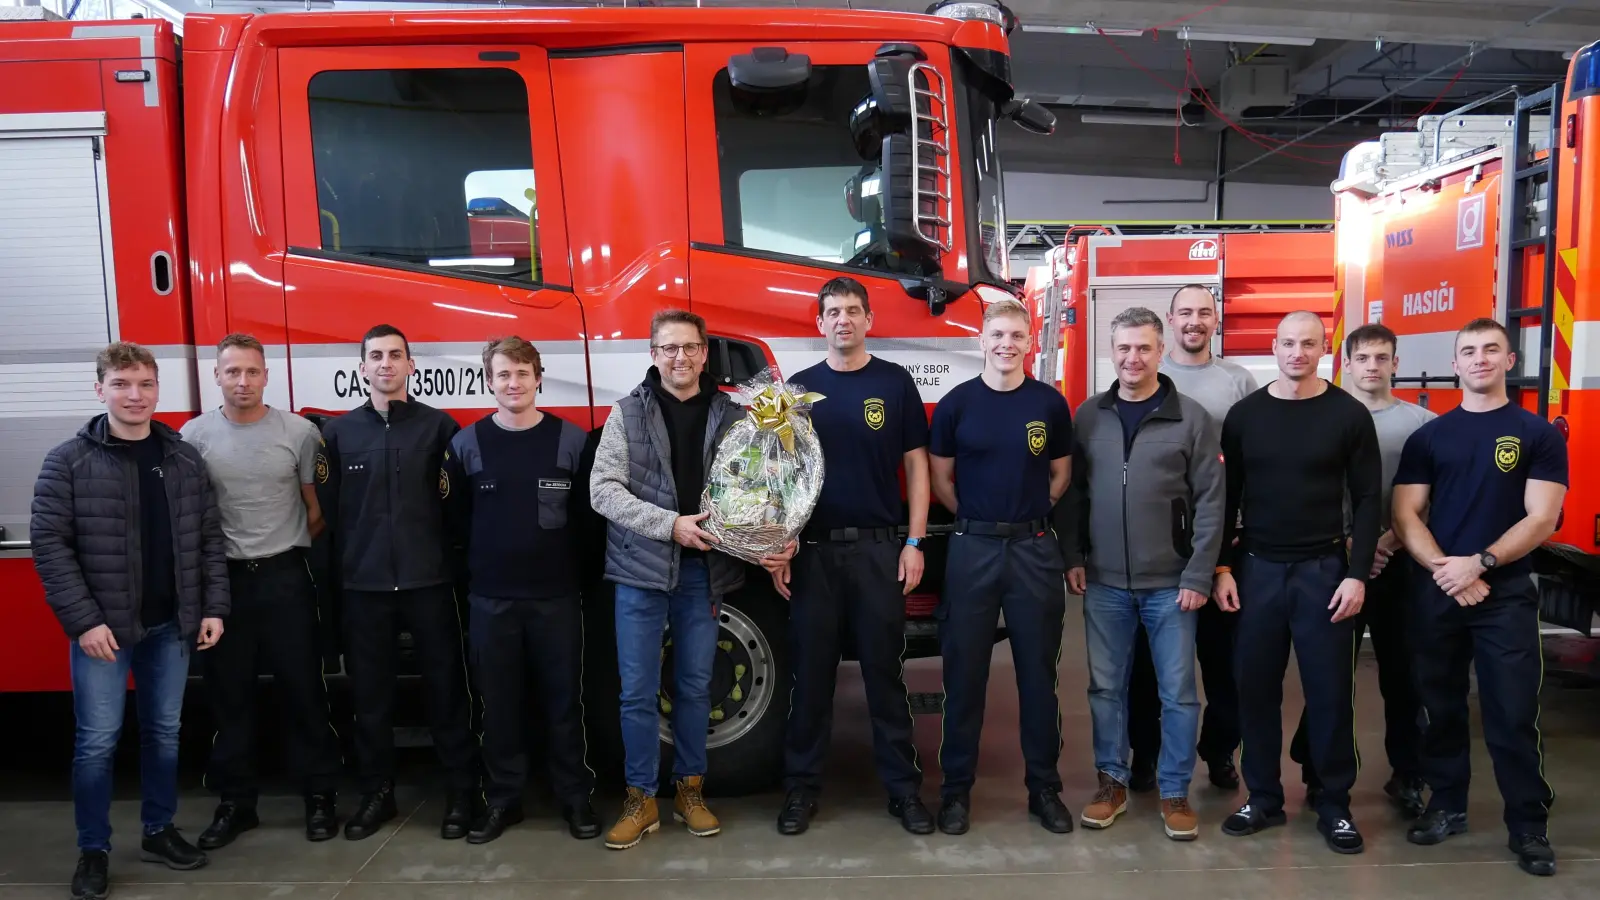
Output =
[{"x1": 604, "y1": 383, "x2": 746, "y2": 595}]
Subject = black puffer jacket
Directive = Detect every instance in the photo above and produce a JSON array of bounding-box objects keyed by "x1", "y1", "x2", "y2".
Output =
[{"x1": 31, "y1": 416, "x2": 231, "y2": 646}]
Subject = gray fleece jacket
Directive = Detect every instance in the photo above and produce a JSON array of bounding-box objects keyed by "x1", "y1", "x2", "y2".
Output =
[{"x1": 1055, "y1": 374, "x2": 1225, "y2": 595}]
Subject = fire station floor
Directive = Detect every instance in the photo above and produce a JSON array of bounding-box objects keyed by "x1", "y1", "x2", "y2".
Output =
[{"x1": 2, "y1": 613, "x2": 1599, "y2": 900}]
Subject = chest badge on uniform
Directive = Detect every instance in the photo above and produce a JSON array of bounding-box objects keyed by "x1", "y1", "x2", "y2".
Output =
[
  {"x1": 864, "y1": 397, "x2": 886, "y2": 431},
  {"x1": 1026, "y1": 420, "x2": 1048, "y2": 456},
  {"x1": 1494, "y1": 435, "x2": 1522, "y2": 473}
]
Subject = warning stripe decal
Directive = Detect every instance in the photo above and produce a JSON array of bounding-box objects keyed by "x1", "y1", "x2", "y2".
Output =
[
  {"x1": 1330, "y1": 288, "x2": 1346, "y2": 387},
  {"x1": 1552, "y1": 248, "x2": 1578, "y2": 402}
]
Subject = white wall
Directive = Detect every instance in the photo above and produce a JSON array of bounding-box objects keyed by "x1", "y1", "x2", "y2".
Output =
[{"x1": 1003, "y1": 171, "x2": 1334, "y2": 222}]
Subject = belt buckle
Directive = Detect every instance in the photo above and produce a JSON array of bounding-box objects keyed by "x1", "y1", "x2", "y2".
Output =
[{"x1": 838, "y1": 527, "x2": 859, "y2": 542}]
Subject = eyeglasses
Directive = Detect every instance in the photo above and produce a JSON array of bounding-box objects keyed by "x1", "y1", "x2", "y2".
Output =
[{"x1": 651, "y1": 342, "x2": 706, "y2": 358}]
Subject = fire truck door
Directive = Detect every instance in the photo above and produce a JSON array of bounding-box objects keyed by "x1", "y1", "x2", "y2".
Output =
[
  {"x1": 681, "y1": 42, "x2": 986, "y2": 403},
  {"x1": 275, "y1": 45, "x2": 589, "y2": 422},
  {"x1": 0, "y1": 114, "x2": 118, "y2": 545},
  {"x1": 1088, "y1": 285, "x2": 1184, "y2": 394}
]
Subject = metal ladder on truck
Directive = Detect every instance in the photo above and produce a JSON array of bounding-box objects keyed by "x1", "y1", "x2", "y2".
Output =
[{"x1": 1501, "y1": 85, "x2": 1563, "y2": 418}]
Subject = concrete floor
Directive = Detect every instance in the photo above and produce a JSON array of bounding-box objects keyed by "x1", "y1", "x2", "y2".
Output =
[{"x1": 3, "y1": 612, "x2": 1599, "y2": 899}]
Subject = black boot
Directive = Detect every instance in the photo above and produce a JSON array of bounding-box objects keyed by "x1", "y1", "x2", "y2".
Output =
[
  {"x1": 888, "y1": 795, "x2": 936, "y2": 835},
  {"x1": 139, "y1": 825, "x2": 208, "y2": 871},
  {"x1": 305, "y1": 792, "x2": 339, "y2": 842},
  {"x1": 441, "y1": 789, "x2": 474, "y2": 840},
  {"x1": 1384, "y1": 775, "x2": 1426, "y2": 820},
  {"x1": 1510, "y1": 833, "x2": 1556, "y2": 876},
  {"x1": 1127, "y1": 757, "x2": 1158, "y2": 793},
  {"x1": 938, "y1": 793, "x2": 971, "y2": 835},
  {"x1": 343, "y1": 782, "x2": 398, "y2": 841},
  {"x1": 1206, "y1": 756, "x2": 1240, "y2": 791},
  {"x1": 777, "y1": 788, "x2": 818, "y2": 836},
  {"x1": 1028, "y1": 789, "x2": 1074, "y2": 834},
  {"x1": 1406, "y1": 809, "x2": 1468, "y2": 845},
  {"x1": 563, "y1": 798, "x2": 602, "y2": 840},
  {"x1": 70, "y1": 850, "x2": 109, "y2": 900},
  {"x1": 198, "y1": 800, "x2": 259, "y2": 851},
  {"x1": 466, "y1": 805, "x2": 524, "y2": 844}
]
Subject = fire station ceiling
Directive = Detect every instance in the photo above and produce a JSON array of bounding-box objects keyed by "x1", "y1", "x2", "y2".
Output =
[{"x1": 79, "y1": 0, "x2": 1595, "y2": 181}]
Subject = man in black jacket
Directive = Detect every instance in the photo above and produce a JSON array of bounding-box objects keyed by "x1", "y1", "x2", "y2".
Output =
[
  {"x1": 316, "y1": 324, "x2": 478, "y2": 842},
  {"x1": 32, "y1": 341, "x2": 230, "y2": 900}
]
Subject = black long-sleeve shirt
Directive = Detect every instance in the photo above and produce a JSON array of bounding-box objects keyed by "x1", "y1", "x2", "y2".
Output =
[{"x1": 1220, "y1": 382, "x2": 1382, "y2": 580}]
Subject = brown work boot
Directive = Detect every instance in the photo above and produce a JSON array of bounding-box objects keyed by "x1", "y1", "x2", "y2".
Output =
[
  {"x1": 673, "y1": 776, "x2": 721, "y2": 837},
  {"x1": 1080, "y1": 771, "x2": 1129, "y2": 829},
  {"x1": 603, "y1": 788, "x2": 659, "y2": 850},
  {"x1": 1161, "y1": 796, "x2": 1200, "y2": 841}
]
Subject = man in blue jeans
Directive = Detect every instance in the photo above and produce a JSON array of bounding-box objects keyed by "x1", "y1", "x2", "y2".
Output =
[
  {"x1": 589, "y1": 308, "x2": 792, "y2": 849},
  {"x1": 31, "y1": 342, "x2": 231, "y2": 900},
  {"x1": 1057, "y1": 307, "x2": 1225, "y2": 841}
]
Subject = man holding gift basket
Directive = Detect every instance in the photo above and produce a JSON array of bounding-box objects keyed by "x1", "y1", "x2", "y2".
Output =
[
  {"x1": 589, "y1": 309, "x2": 794, "y2": 850},
  {"x1": 929, "y1": 298, "x2": 1076, "y2": 836},
  {"x1": 773, "y1": 277, "x2": 936, "y2": 838}
]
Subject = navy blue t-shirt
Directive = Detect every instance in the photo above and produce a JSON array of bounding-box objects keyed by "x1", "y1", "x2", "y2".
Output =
[
  {"x1": 1392, "y1": 402, "x2": 1568, "y2": 582},
  {"x1": 795, "y1": 357, "x2": 929, "y2": 531},
  {"x1": 1116, "y1": 382, "x2": 1169, "y2": 454},
  {"x1": 929, "y1": 375, "x2": 1074, "y2": 523}
]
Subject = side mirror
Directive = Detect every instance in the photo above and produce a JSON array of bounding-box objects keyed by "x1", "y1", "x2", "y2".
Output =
[
  {"x1": 728, "y1": 47, "x2": 811, "y2": 92},
  {"x1": 1003, "y1": 97, "x2": 1056, "y2": 136},
  {"x1": 878, "y1": 133, "x2": 943, "y2": 265}
]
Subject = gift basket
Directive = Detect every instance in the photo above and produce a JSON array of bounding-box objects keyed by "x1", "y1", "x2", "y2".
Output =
[{"x1": 699, "y1": 367, "x2": 827, "y2": 565}]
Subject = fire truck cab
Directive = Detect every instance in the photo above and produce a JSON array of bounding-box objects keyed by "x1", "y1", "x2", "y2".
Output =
[
  {"x1": 0, "y1": 2, "x2": 1051, "y2": 793},
  {"x1": 1330, "y1": 43, "x2": 1600, "y2": 646}
]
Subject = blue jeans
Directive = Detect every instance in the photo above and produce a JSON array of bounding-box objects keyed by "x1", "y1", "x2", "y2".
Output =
[
  {"x1": 70, "y1": 621, "x2": 189, "y2": 851},
  {"x1": 614, "y1": 559, "x2": 720, "y2": 795},
  {"x1": 1084, "y1": 584, "x2": 1199, "y2": 799}
]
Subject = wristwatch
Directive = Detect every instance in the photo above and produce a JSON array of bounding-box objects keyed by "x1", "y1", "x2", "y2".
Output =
[
  {"x1": 905, "y1": 536, "x2": 924, "y2": 550},
  {"x1": 1478, "y1": 551, "x2": 1498, "y2": 570}
]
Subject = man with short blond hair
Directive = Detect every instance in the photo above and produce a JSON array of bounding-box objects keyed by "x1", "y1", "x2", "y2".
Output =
[
  {"x1": 445, "y1": 335, "x2": 597, "y2": 844},
  {"x1": 929, "y1": 298, "x2": 1075, "y2": 835},
  {"x1": 34, "y1": 341, "x2": 230, "y2": 899},
  {"x1": 1060, "y1": 306, "x2": 1223, "y2": 841},
  {"x1": 183, "y1": 333, "x2": 344, "y2": 850}
]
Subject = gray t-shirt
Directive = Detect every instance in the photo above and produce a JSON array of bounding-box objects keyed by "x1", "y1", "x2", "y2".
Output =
[
  {"x1": 181, "y1": 406, "x2": 322, "y2": 560},
  {"x1": 1370, "y1": 399, "x2": 1437, "y2": 527},
  {"x1": 1159, "y1": 353, "x2": 1260, "y2": 436}
]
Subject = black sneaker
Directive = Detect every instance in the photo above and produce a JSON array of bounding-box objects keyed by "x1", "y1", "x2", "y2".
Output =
[
  {"x1": 1206, "y1": 757, "x2": 1240, "y2": 791},
  {"x1": 1318, "y1": 816, "x2": 1365, "y2": 854},
  {"x1": 1128, "y1": 758, "x2": 1158, "y2": 793},
  {"x1": 1221, "y1": 802, "x2": 1287, "y2": 837},
  {"x1": 305, "y1": 792, "x2": 339, "y2": 842},
  {"x1": 1406, "y1": 809, "x2": 1468, "y2": 845},
  {"x1": 563, "y1": 799, "x2": 602, "y2": 840},
  {"x1": 1028, "y1": 789, "x2": 1074, "y2": 834},
  {"x1": 776, "y1": 788, "x2": 818, "y2": 836},
  {"x1": 888, "y1": 795, "x2": 935, "y2": 835},
  {"x1": 198, "y1": 800, "x2": 259, "y2": 851},
  {"x1": 938, "y1": 793, "x2": 971, "y2": 835},
  {"x1": 1510, "y1": 833, "x2": 1556, "y2": 876},
  {"x1": 1383, "y1": 775, "x2": 1426, "y2": 820},
  {"x1": 70, "y1": 850, "x2": 109, "y2": 900},
  {"x1": 344, "y1": 782, "x2": 398, "y2": 841},
  {"x1": 466, "y1": 805, "x2": 524, "y2": 845},
  {"x1": 139, "y1": 825, "x2": 208, "y2": 871}
]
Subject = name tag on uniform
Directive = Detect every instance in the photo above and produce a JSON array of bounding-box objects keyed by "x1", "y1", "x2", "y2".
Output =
[
  {"x1": 477, "y1": 479, "x2": 497, "y2": 493},
  {"x1": 538, "y1": 478, "x2": 571, "y2": 491}
]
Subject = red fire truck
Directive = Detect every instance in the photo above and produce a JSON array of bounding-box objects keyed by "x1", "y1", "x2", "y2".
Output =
[
  {"x1": 1026, "y1": 228, "x2": 1337, "y2": 409},
  {"x1": 1330, "y1": 44, "x2": 1600, "y2": 654},
  {"x1": 0, "y1": 2, "x2": 1049, "y2": 792}
]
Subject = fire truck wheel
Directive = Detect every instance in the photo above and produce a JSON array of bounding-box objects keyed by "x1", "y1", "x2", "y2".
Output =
[{"x1": 656, "y1": 577, "x2": 791, "y2": 797}]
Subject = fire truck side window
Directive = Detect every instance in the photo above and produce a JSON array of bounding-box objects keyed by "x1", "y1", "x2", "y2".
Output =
[
  {"x1": 713, "y1": 65, "x2": 917, "y2": 276},
  {"x1": 307, "y1": 68, "x2": 542, "y2": 284}
]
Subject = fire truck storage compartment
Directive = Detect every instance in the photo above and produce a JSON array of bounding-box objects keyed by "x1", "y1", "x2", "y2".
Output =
[
  {"x1": 1089, "y1": 285, "x2": 1190, "y2": 393},
  {"x1": 0, "y1": 112, "x2": 117, "y2": 547}
]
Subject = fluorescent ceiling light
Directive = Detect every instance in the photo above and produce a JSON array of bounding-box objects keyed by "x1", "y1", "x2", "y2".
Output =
[
  {"x1": 1184, "y1": 31, "x2": 1317, "y2": 46},
  {"x1": 1081, "y1": 112, "x2": 1178, "y2": 127}
]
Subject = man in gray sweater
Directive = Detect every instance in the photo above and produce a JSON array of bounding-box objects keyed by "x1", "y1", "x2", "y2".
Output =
[
  {"x1": 1123, "y1": 284, "x2": 1257, "y2": 793},
  {"x1": 1058, "y1": 307, "x2": 1225, "y2": 841}
]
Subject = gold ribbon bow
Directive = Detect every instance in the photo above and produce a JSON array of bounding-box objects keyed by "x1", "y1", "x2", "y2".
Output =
[{"x1": 747, "y1": 385, "x2": 825, "y2": 453}]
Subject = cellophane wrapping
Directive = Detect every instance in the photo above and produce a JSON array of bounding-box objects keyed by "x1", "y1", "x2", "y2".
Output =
[{"x1": 699, "y1": 367, "x2": 826, "y2": 565}]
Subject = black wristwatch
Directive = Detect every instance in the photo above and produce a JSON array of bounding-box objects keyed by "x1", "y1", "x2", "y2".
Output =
[{"x1": 1478, "y1": 551, "x2": 1498, "y2": 570}]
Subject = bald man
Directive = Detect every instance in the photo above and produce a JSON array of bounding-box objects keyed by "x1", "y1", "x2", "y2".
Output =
[{"x1": 1212, "y1": 311, "x2": 1382, "y2": 855}]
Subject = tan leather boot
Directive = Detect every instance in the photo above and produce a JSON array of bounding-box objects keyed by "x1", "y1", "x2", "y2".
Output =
[
  {"x1": 604, "y1": 787, "x2": 659, "y2": 850},
  {"x1": 1161, "y1": 796, "x2": 1200, "y2": 841},
  {"x1": 673, "y1": 776, "x2": 721, "y2": 837},
  {"x1": 1080, "y1": 771, "x2": 1129, "y2": 829}
]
